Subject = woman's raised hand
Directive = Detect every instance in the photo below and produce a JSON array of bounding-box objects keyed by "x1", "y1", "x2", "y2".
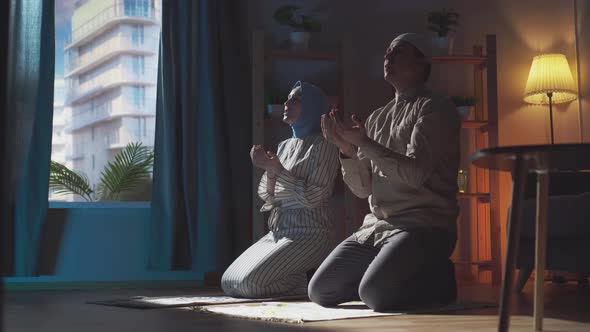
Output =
[
  {"x1": 250, "y1": 145, "x2": 268, "y2": 169},
  {"x1": 250, "y1": 145, "x2": 283, "y2": 174}
]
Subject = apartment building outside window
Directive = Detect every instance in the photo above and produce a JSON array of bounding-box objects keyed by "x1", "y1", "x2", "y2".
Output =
[{"x1": 51, "y1": 0, "x2": 161, "y2": 202}]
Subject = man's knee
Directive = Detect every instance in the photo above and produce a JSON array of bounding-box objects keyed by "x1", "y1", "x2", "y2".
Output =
[
  {"x1": 359, "y1": 277, "x2": 405, "y2": 312},
  {"x1": 307, "y1": 270, "x2": 341, "y2": 307}
]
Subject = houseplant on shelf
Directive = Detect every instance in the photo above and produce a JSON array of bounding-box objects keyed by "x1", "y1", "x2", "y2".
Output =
[
  {"x1": 274, "y1": 5, "x2": 321, "y2": 51},
  {"x1": 452, "y1": 96, "x2": 476, "y2": 119},
  {"x1": 427, "y1": 8, "x2": 459, "y2": 55},
  {"x1": 49, "y1": 142, "x2": 154, "y2": 202}
]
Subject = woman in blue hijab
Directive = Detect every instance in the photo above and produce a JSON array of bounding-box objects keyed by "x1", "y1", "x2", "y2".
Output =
[{"x1": 221, "y1": 82, "x2": 340, "y2": 298}]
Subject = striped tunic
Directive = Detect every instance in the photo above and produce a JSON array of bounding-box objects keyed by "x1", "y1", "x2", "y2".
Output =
[{"x1": 221, "y1": 135, "x2": 340, "y2": 298}]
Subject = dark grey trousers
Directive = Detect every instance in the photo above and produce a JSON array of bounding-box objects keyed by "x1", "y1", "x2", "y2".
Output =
[{"x1": 308, "y1": 228, "x2": 457, "y2": 312}]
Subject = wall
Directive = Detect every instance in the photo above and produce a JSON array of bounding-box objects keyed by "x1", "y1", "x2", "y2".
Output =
[
  {"x1": 248, "y1": 0, "x2": 588, "y2": 278},
  {"x1": 4, "y1": 203, "x2": 201, "y2": 286},
  {"x1": 578, "y1": 0, "x2": 589, "y2": 142},
  {"x1": 249, "y1": 0, "x2": 585, "y2": 143}
]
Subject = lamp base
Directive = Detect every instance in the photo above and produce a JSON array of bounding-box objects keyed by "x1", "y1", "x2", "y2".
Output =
[{"x1": 548, "y1": 92, "x2": 554, "y2": 145}]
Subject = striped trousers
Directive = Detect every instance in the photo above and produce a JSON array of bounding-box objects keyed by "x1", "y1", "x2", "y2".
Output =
[{"x1": 221, "y1": 208, "x2": 333, "y2": 298}]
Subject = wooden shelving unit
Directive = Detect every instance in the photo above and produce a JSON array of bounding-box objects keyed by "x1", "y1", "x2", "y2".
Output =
[
  {"x1": 461, "y1": 120, "x2": 489, "y2": 131},
  {"x1": 457, "y1": 192, "x2": 491, "y2": 202},
  {"x1": 444, "y1": 35, "x2": 500, "y2": 285}
]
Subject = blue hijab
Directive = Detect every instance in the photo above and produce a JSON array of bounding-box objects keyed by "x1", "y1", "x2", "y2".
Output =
[{"x1": 290, "y1": 81, "x2": 330, "y2": 138}]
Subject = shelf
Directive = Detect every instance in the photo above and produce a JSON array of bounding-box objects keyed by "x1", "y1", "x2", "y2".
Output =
[
  {"x1": 461, "y1": 120, "x2": 489, "y2": 131},
  {"x1": 267, "y1": 49, "x2": 339, "y2": 61},
  {"x1": 454, "y1": 260, "x2": 493, "y2": 269},
  {"x1": 432, "y1": 55, "x2": 487, "y2": 65},
  {"x1": 457, "y1": 192, "x2": 490, "y2": 202}
]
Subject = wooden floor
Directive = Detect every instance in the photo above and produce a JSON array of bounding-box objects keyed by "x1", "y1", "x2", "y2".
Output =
[{"x1": 4, "y1": 283, "x2": 590, "y2": 332}]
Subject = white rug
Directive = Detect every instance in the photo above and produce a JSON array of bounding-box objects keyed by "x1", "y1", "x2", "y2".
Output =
[
  {"x1": 197, "y1": 301, "x2": 496, "y2": 323},
  {"x1": 87, "y1": 294, "x2": 307, "y2": 309}
]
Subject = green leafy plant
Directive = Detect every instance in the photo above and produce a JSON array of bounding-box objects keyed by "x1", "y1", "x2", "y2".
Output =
[
  {"x1": 451, "y1": 96, "x2": 476, "y2": 106},
  {"x1": 274, "y1": 5, "x2": 321, "y2": 32},
  {"x1": 49, "y1": 142, "x2": 154, "y2": 201},
  {"x1": 428, "y1": 8, "x2": 459, "y2": 37},
  {"x1": 49, "y1": 161, "x2": 94, "y2": 202}
]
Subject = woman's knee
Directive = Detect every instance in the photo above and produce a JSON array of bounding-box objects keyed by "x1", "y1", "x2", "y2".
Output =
[
  {"x1": 220, "y1": 269, "x2": 239, "y2": 296},
  {"x1": 221, "y1": 267, "x2": 262, "y2": 298},
  {"x1": 222, "y1": 276, "x2": 266, "y2": 298}
]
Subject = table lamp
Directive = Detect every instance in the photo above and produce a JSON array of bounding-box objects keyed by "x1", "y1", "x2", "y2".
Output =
[{"x1": 523, "y1": 54, "x2": 577, "y2": 144}]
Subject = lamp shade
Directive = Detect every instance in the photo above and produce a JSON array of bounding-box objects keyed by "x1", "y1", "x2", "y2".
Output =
[{"x1": 523, "y1": 53, "x2": 577, "y2": 104}]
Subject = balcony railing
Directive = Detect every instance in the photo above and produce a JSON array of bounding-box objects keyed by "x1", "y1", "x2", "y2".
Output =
[
  {"x1": 65, "y1": 36, "x2": 159, "y2": 76},
  {"x1": 67, "y1": 142, "x2": 88, "y2": 161},
  {"x1": 67, "y1": 102, "x2": 155, "y2": 132},
  {"x1": 66, "y1": 1, "x2": 160, "y2": 49},
  {"x1": 65, "y1": 67, "x2": 157, "y2": 105},
  {"x1": 52, "y1": 134, "x2": 68, "y2": 146},
  {"x1": 106, "y1": 129, "x2": 155, "y2": 149}
]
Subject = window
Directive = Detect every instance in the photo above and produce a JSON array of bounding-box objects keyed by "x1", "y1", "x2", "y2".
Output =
[
  {"x1": 132, "y1": 56, "x2": 145, "y2": 76},
  {"x1": 132, "y1": 86, "x2": 146, "y2": 107},
  {"x1": 132, "y1": 25, "x2": 145, "y2": 45},
  {"x1": 51, "y1": 0, "x2": 161, "y2": 202},
  {"x1": 125, "y1": 0, "x2": 151, "y2": 17},
  {"x1": 137, "y1": 117, "x2": 147, "y2": 136}
]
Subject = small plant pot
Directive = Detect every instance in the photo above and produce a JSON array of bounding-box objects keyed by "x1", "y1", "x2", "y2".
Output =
[
  {"x1": 456, "y1": 106, "x2": 474, "y2": 119},
  {"x1": 289, "y1": 31, "x2": 311, "y2": 51},
  {"x1": 432, "y1": 36, "x2": 454, "y2": 56},
  {"x1": 267, "y1": 104, "x2": 284, "y2": 119}
]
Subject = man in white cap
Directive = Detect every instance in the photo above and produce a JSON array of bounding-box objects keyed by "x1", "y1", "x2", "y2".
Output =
[{"x1": 309, "y1": 33, "x2": 460, "y2": 311}]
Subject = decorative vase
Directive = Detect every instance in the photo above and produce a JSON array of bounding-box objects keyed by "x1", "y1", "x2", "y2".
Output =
[
  {"x1": 267, "y1": 104, "x2": 284, "y2": 119},
  {"x1": 432, "y1": 36, "x2": 454, "y2": 56},
  {"x1": 457, "y1": 169, "x2": 468, "y2": 193},
  {"x1": 289, "y1": 31, "x2": 310, "y2": 51},
  {"x1": 456, "y1": 106, "x2": 475, "y2": 119}
]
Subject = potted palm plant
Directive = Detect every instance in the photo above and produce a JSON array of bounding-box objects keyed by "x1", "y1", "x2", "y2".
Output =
[
  {"x1": 49, "y1": 142, "x2": 154, "y2": 202},
  {"x1": 274, "y1": 5, "x2": 321, "y2": 51},
  {"x1": 427, "y1": 8, "x2": 459, "y2": 55},
  {"x1": 452, "y1": 96, "x2": 476, "y2": 119}
]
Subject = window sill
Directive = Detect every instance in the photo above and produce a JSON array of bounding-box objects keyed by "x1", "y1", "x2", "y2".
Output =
[{"x1": 49, "y1": 201, "x2": 151, "y2": 209}]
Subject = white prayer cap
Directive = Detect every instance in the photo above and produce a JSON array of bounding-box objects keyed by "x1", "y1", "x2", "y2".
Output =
[{"x1": 390, "y1": 33, "x2": 432, "y2": 63}]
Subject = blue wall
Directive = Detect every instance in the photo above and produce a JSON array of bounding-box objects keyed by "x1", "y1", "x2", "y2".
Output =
[{"x1": 5, "y1": 202, "x2": 202, "y2": 285}]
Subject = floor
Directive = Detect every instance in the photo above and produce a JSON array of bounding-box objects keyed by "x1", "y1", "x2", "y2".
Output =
[{"x1": 4, "y1": 283, "x2": 590, "y2": 332}]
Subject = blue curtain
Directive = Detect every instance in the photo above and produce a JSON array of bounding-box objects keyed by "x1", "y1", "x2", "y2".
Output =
[
  {"x1": 148, "y1": 0, "x2": 252, "y2": 273},
  {"x1": 3, "y1": 0, "x2": 55, "y2": 276},
  {"x1": 0, "y1": 0, "x2": 9, "y2": 309}
]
